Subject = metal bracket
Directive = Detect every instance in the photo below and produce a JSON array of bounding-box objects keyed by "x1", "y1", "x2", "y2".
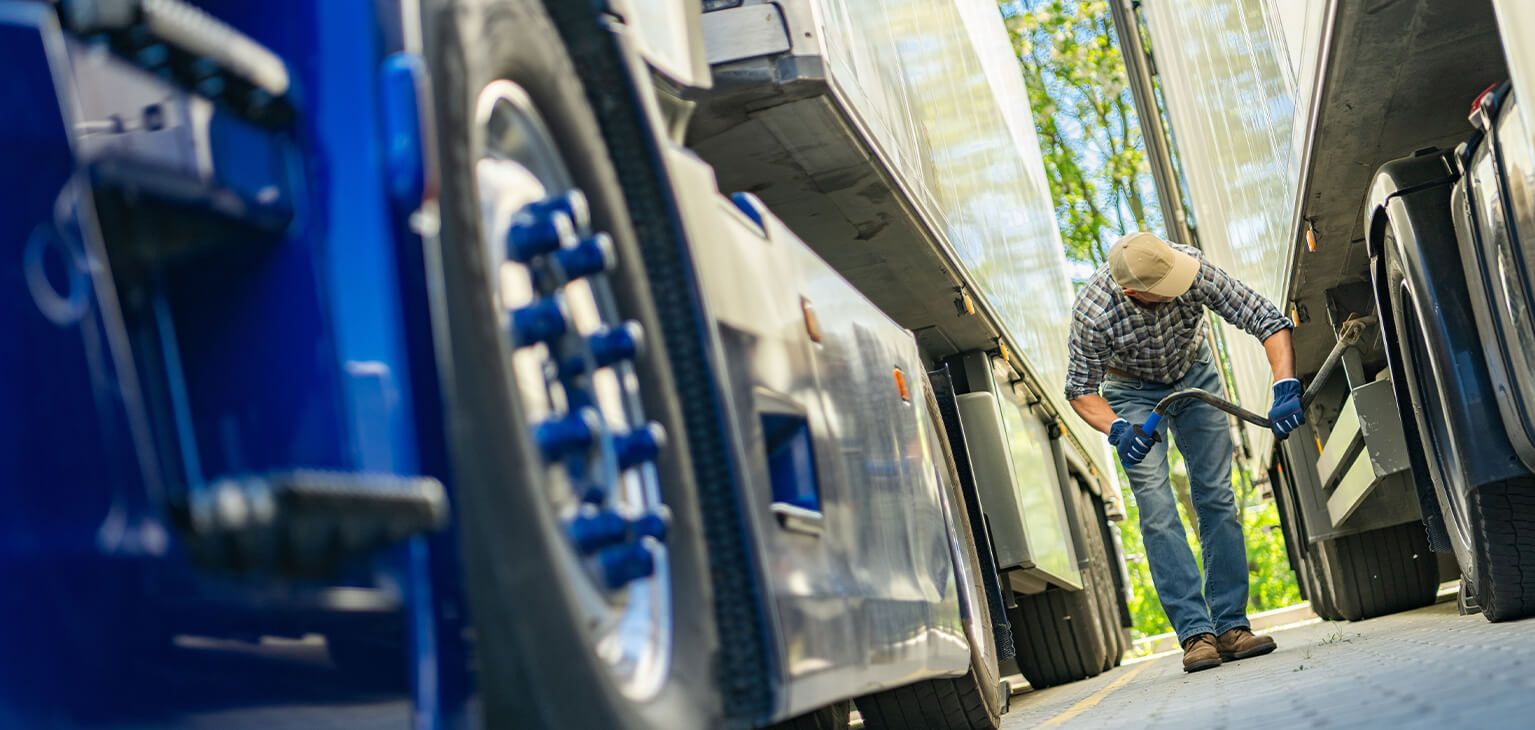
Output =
[
  {"x1": 175, "y1": 470, "x2": 449, "y2": 577},
  {"x1": 59, "y1": 0, "x2": 294, "y2": 126}
]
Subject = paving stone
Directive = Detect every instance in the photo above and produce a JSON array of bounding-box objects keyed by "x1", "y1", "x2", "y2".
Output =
[{"x1": 1002, "y1": 601, "x2": 1535, "y2": 728}]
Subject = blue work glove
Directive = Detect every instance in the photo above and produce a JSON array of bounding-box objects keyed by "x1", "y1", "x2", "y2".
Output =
[
  {"x1": 1108, "y1": 418, "x2": 1159, "y2": 467},
  {"x1": 1269, "y1": 378, "x2": 1305, "y2": 440}
]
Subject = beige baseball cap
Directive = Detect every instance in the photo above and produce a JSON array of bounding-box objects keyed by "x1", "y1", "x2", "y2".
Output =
[{"x1": 1108, "y1": 231, "x2": 1199, "y2": 298}]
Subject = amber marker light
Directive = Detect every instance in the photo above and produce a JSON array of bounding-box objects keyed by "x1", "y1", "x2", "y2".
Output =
[
  {"x1": 893, "y1": 367, "x2": 910, "y2": 402},
  {"x1": 801, "y1": 296, "x2": 822, "y2": 343}
]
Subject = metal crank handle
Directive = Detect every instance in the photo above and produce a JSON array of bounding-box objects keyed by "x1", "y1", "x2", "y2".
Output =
[{"x1": 1141, "y1": 388, "x2": 1276, "y2": 434}]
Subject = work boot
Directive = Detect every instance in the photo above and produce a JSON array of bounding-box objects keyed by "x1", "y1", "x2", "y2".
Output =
[
  {"x1": 1182, "y1": 633, "x2": 1221, "y2": 673},
  {"x1": 1216, "y1": 627, "x2": 1277, "y2": 661}
]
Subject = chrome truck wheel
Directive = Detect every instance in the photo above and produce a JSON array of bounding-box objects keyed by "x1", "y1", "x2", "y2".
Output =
[
  {"x1": 475, "y1": 80, "x2": 671, "y2": 697},
  {"x1": 425, "y1": 1, "x2": 719, "y2": 726}
]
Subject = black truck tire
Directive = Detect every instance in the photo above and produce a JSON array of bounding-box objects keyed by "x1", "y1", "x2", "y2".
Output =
[
  {"x1": 1097, "y1": 501, "x2": 1128, "y2": 668},
  {"x1": 1383, "y1": 229, "x2": 1535, "y2": 621},
  {"x1": 1465, "y1": 482, "x2": 1535, "y2": 620},
  {"x1": 1091, "y1": 497, "x2": 1133, "y2": 666},
  {"x1": 1301, "y1": 551, "x2": 1345, "y2": 622},
  {"x1": 1008, "y1": 579, "x2": 1106, "y2": 689},
  {"x1": 765, "y1": 701, "x2": 852, "y2": 730},
  {"x1": 857, "y1": 674, "x2": 996, "y2": 730},
  {"x1": 425, "y1": 1, "x2": 720, "y2": 727},
  {"x1": 1076, "y1": 488, "x2": 1122, "y2": 671},
  {"x1": 1314, "y1": 523, "x2": 1439, "y2": 621},
  {"x1": 540, "y1": 0, "x2": 776, "y2": 718}
]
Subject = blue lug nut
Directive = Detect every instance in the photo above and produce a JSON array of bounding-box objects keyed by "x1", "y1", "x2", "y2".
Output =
[
  {"x1": 510, "y1": 297, "x2": 568, "y2": 347},
  {"x1": 597, "y1": 541, "x2": 655, "y2": 589},
  {"x1": 534, "y1": 408, "x2": 598, "y2": 460},
  {"x1": 555, "y1": 232, "x2": 615, "y2": 279},
  {"x1": 590, "y1": 321, "x2": 643, "y2": 368},
  {"x1": 568, "y1": 509, "x2": 629, "y2": 554},
  {"x1": 560, "y1": 322, "x2": 641, "y2": 377},
  {"x1": 615, "y1": 422, "x2": 665, "y2": 470},
  {"x1": 579, "y1": 484, "x2": 608, "y2": 506},
  {"x1": 632, "y1": 511, "x2": 669, "y2": 543},
  {"x1": 526, "y1": 190, "x2": 590, "y2": 233},
  {"x1": 507, "y1": 209, "x2": 574, "y2": 262}
]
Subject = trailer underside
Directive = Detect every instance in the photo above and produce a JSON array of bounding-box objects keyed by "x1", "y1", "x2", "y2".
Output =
[
  {"x1": 689, "y1": 69, "x2": 1108, "y2": 488},
  {"x1": 1287, "y1": 0, "x2": 1505, "y2": 375}
]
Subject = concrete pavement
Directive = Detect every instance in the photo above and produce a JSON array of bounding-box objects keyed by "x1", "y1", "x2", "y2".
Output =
[{"x1": 1002, "y1": 601, "x2": 1535, "y2": 728}]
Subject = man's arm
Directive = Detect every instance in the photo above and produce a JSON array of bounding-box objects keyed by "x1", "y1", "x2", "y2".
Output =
[
  {"x1": 1070, "y1": 394, "x2": 1120, "y2": 435},
  {"x1": 1188, "y1": 259, "x2": 1295, "y2": 359},
  {"x1": 1064, "y1": 298, "x2": 1114, "y2": 428},
  {"x1": 1263, "y1": 327, "x2": 1296, "y2": 382}
]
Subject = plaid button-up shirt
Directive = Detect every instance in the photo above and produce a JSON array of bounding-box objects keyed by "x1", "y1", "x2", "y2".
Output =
[{"x1": 1064, "y1": 245, "x2": 1292, "y2": 400}]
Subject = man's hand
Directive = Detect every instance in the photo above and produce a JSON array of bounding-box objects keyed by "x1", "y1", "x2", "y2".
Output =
[
  {"x1": 1109, "y1": 418, "x2": 1159, "y2": 467},
  {"x1": 1268, "y1": 378, "x2": 1305, "y2": 439}
]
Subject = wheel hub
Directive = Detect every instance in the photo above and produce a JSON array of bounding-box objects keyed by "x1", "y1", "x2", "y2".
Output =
[{"x1": 473, "y1": 80, "x2": 671, "y2": 700}]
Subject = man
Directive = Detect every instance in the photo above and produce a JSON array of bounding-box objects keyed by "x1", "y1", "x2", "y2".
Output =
[{"x1": 1065, "y1": 231, "x2": 1303, "y2": 673}]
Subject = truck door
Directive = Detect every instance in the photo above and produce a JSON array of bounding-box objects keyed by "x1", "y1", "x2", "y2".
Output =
[{"x1": 0, "y1": 3, "x2": 459, "y2": 726}]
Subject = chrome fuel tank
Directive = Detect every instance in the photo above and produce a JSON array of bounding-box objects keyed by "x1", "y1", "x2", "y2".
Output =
[{"x1": 664, "y1": 146, "x2": 972, "y2": 722}]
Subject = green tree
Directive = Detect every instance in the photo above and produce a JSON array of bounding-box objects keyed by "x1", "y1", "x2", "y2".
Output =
[{"x1": 999, "y1": 0, "x2": 1161, "y2": 266}]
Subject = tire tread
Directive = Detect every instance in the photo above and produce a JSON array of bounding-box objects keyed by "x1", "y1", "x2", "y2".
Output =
[
  {"x1": 1318, "y1": 523, "x2": 1437, "y2": 621},
  {"x1": 857, "y1": 673, "x2": 995, "y2": 730},
  {"x1": 1471, "y1": 481, "x2": 1535, "y2": 621},
  {"x1": 1008, "y1": 581, "x2": 1105, "y2": 688}
]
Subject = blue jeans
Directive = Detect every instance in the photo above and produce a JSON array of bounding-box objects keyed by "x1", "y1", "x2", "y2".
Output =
[{"x1": 1102, "y1": 348, "x2": 1248, "y2": 643}]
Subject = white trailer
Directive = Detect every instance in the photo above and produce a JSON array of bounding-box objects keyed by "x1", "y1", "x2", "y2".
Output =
[
  {"x1": 689, "y1": 0, "x2": 1135, "y2": 701},
  {"x1": 1119, "y1": 0, "x2": 1535, "y2": 622}
]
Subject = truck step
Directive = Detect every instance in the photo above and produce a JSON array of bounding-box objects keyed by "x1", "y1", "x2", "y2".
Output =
[
  {"x1": 60, "y1": 0, "x2": 294, "y2": 126},
  {"x1": 173, "y1": 470, "x2": 449, "y2": 577}
]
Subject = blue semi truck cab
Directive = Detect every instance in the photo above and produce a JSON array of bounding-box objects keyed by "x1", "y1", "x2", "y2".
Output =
[{"x1": 3, "y1": 0, "x2": 466, "y2": 724}]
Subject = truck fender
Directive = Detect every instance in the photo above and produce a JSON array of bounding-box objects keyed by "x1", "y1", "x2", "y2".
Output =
[{"x1": 1369, "y1": 158, "x2": 1530, "y2": 497}]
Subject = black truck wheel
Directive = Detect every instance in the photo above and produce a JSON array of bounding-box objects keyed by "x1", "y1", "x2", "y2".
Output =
[
  {"x1": 1091, "y1": 497, "x2": 1133, "y2": 666},
  {"x1": 1301, "y1": 550, "x2": 1345, "y2": 622},
  {"x1": 1071, "y1": 486, "x2": 1120, "y2": 672},
  {"x1": 1268, "y1": 381, "x2": 1409, "y2": 621},
  {"x1": 765, "y1": 701, "x2": 852, "y2": 730},
  {"x1": 1007, "y1": 577, "x2": 1106, "y2": 689},
  {"x1": 1464, "y1": 482, "x2": 1535, "y2": 619},
  {"x1": 425, "y1": 1, "x2": 720, "y2": 727},
  {"x1": 1383, "y1": 228, "x2": 1535, "y2": 621},
  {"x1": 540, "y1": 0, "x2": 775, "y2": 718},
  {"x1": 857, "y1": 673, "x2": 997, "y2": 730},
  {"x1": 1314, "y1": 523, "x2": 1438, "y2": 621}
]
